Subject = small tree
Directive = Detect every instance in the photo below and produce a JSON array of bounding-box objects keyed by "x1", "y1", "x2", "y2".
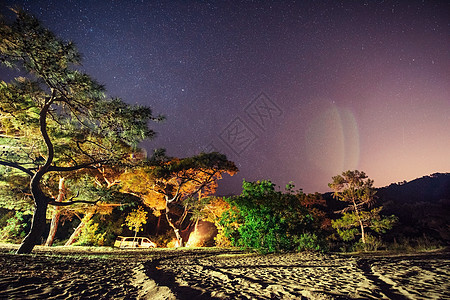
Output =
[
  {"x1": 64, "y1": 202, "x2": 120, "y2": 246},
  {"x1": 328, "y1": 170, "x2": 397, "y2": 249},
  {"x1": 125, "y1": 206, "x2": 148, "y2": 246},
  {"x1": 72, "y1": 219, "x2": 106, "y2": 246}
]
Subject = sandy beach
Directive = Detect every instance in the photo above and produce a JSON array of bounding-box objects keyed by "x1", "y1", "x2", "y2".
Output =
[{"x1": 0, "y1": 244, "x2": 448, "y2": 299}]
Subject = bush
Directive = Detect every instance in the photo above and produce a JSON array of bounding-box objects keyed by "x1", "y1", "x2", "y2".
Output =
[
  {"x1": 152, "y1": 230, "x2": 175, "y2": 248},
  {"x1": 296, "y1": 233, "x2": 326, "y2": 252},
  {"x1": 214, "y1": 226, "x2": 232, "y2": 248},
  {"x1": 354, "y1": 234, "x2": 384, "y2": 252},
  {"x1": 73, "y1": 220, "x2": 106, "y2": 246},
  {"x1": 220, "y1": 180, "x2": 327, "y2": 254},
  {"x1": 0, "y1": 211, "x2": 27, "y2": 242},
  {"x1": 387, "y1": 235, "x2": 443, "y2": 252}
]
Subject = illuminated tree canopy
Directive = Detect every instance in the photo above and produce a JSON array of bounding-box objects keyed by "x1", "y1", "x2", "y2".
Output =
[
  {"x1": 120, "y1": 152, "x2": 238, "y2": 246},
  {"x1": 125, "y1": 206, "x2": 148, "y2": 243},
  {"x1": 0, "y1": 10, "x2": 161, "y2": 253},
  {"x1": 220, "y1": 180, "x2": 326, "y2": 253}
]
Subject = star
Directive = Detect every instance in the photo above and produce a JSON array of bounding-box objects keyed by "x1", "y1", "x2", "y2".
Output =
[{"x1": 1, "y1": 0, "x2": 449, "y2": 193}]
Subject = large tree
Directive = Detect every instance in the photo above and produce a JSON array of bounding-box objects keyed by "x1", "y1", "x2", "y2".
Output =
[
  {"x1": 120, "y1": 152, "x2": 238, "y2": 246},
  {"x1": 0, "y1": 10, "x2": 160, "y2": 253}
]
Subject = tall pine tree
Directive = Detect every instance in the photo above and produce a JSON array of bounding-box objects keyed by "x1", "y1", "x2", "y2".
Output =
[{"x1": 0, "y1": 9, "x2": 161, "y2": 253}]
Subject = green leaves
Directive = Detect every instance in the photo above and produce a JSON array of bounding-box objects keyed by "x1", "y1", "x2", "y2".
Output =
[
  {"x1": 369, "y1": 212, "x2": 398, "y2": 234},
  {"x1": 221, "y1": 180, "x2": 325, "y2": 254},
  {"x1": 332, "y1": 213, "x2": 361, "y2": 241},
  {"x1": 328, "y1": 170, "x2": 375, "y2": 205},
  {"x1": 89, "y1": 97, "x2": 159, "y2": 146},
  {"x1": 1, "y1": 10, "x2": 81, "y2": 88},
  {"x1": 0, "y1": 211, "x2": 28, "y2": 242},
  {"x1": 1, "y1": 9, "x2": 161, "y2": 177},
  {"x1": 0, "y1": 10, "x2": 161, "y2": 252},
  {"x1": 329, "y1": 170, "x2": 398, "y2": 248}
]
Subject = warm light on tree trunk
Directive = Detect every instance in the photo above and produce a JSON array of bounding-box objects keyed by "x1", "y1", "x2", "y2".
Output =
[{"x1": 45, "y1": 177, "x2": 65, "y2": 247}]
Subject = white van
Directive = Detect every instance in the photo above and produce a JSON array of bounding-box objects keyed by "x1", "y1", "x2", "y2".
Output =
[{"x1": 114, "y1": 236, "x2": 157, "y2": 248}]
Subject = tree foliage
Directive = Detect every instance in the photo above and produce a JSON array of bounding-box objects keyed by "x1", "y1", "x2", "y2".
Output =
[
  {"x1": 119, "y1": 167, "x2": 166, "y2": 213},
  {"x1": 72, "y1": 219, "x2": 106, "y2": 247},
  {"x1": 147, "y1": 152, "x2": 238, "y2": 203},
  {"x1": 0, "y1": 211, "x2": 28, "y2": 242},
  {"x1": 329, "y1": 170, "x2": 397, "y2": 249},
  {"x1": 0, "y1": 10, "x2": 160, "y2": 253},
  {"x1": 221, "y1": 180, "x2": 326, "y2": 253},
  {"x1": 125, "y1": 206, "x2": 148, "y2": 239},
  {"x1": 192, "y1": 196, "x2": 232, "y2": 247},
  {"x1": 120, "y1": 152, "x2": 237, "y2": 246},
  {"x1": 0, "y1": 170, "x2": 34, "y2": 214}
]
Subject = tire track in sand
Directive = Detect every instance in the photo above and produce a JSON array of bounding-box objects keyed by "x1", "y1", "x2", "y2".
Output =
[{"x1": 357, "y1": 258, "x2": 408, "y2": 300}]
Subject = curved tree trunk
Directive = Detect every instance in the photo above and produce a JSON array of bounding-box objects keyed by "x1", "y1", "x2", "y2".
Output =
[
  {"x1": 45, "y1": 177, "x2": 65, "y2": 247},
  {"x1": 16, "y1": 97, "x2": 55, "y2": 254},
  {"x1": 64, "y1": 222, "x2": 83, "y2": 246},
  {"x1": 16, "y1": 192, "x2": 48, "y2": 254},
  {"x1": 45, "y1": 206, "x2": 61, "y2": 247}
]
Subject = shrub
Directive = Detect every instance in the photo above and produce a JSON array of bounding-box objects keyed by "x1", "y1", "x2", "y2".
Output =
[
  {"x1": 220, "y1": 180, "x2": 327, "y2": 254},
  {"x1": 152, "y1": 230, "x2": 175, "y2": 248},
  {"x1": 296, "y1": 233, "x2": 326, "y2": 252},
  {"x1": 214, "y1": 226, "x2": 232, "y2": 248},
  {"x1": 73, "y1": 220, "x2": 106, "y2": 246},
  {"x1": 0, "y1": 211, "x2": 27, "y2": 242},
  {"x1": 387, "y1": 235, "x2": 443, "y2": 252},
  {"x1": 354, "y1": 234, "x2": 384, "y2": 252}
]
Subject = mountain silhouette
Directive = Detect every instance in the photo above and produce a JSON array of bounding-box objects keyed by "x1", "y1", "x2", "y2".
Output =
[{"x1": 377, "y1": 173, "x2": 450, "y2": 243}]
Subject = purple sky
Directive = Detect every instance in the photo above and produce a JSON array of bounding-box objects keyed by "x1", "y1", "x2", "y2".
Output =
[{"x1": 1, "y1": 1, "x2": 449, "y2": 194}]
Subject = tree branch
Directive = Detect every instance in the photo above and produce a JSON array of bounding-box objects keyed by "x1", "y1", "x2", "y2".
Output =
[
  {"x1": 48, "y1": 198, "x2": 100, "y2": 207},
  {"x1": 47, "y1": 160, "x2": 107, "y2": 172},
  {"x1": 165, "y1": 179, "x2": 185, "y2": 204},
  {"x1": 0, "y1": 159, "x2": 34, "y2": 176}
]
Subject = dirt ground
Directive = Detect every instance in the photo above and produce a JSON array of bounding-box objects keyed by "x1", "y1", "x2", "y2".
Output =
[{"x1": 0, "y1": 244, "x2": 448, "y2": 299}]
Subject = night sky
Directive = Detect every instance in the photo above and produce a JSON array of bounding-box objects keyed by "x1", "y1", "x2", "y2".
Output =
[{"x1": 1, "y1": 1, "x2": 449, "y2": 194}]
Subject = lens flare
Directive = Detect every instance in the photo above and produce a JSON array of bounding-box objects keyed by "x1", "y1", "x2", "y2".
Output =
[{"x1": 305, "y1": 103, "x2": 359, "y2": 175}]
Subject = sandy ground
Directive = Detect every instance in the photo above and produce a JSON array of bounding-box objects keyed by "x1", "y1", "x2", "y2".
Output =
[{"x1": 0, "y1": 244, "x2": 448, "y2": 299}]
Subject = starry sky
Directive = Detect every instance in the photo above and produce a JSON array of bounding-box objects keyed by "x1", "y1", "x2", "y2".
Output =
[{"x1": 1, "y1": 0, "x2": 449, "y2": 194}]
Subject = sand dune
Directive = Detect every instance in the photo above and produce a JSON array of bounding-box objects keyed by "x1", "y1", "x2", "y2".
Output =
[{"x1": 0, "y1": 244, "x2": 448, "y2": 299}]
